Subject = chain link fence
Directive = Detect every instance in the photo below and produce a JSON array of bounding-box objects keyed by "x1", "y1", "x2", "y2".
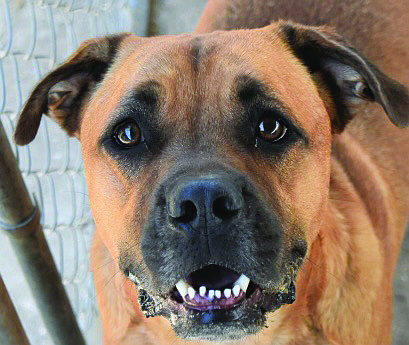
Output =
[{"x1": 0, "y1": 0, "x2": 134, "y2": 343}]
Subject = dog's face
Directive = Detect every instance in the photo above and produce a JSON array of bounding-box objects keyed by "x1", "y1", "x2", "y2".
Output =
[
  {"x1": 82, "y1": 27, "x2": 331, "y2": 340},
  {"x1": 14, "y1": 22, "x2": 409, "y2": 341}
]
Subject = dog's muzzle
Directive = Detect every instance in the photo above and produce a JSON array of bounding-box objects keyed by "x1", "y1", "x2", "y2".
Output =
[{"x1": 123, "y1": 167, "x2": 303, "y2": 340}]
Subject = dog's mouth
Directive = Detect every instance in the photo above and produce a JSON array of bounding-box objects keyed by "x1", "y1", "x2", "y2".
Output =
[
  {"x1": 169, "y1": 265, "x2": 258, "y2": 311},
  {"x1": 132, "y1": 264, "x2": 296, "y2": 340}
]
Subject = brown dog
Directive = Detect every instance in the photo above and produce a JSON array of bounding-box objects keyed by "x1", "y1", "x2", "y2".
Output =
[{"x1": 13, "y1": 0, "x2": 409, "y2": 344}]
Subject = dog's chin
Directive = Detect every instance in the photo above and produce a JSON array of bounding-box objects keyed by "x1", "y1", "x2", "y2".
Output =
[
  {"x1": 161, "y1": 286, "x2": 295, "y2": 341},
  {"x1": 164, "y1": 291, "x2": 269, "y2": 341},
  {"x1": 133, "y1": 266, "x2": 296, "y2": 341}
]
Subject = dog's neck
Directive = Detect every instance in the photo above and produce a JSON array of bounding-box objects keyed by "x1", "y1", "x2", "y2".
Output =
[{"x1": 301, "y1": 131, "x2": 396, "y2": 345}]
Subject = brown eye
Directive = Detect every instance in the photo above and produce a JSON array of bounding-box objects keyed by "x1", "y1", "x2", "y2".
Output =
[
  {"x1": 114, "y1": 121, "x2": 142, "y2": 147},
  {"x1": 258, "y1": 117, "x2": 287, "y2": 142}
]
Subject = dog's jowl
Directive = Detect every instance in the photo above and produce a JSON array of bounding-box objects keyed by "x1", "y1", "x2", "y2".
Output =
[{"x1": 13, "y1": 0, "x2": 409, "y2": 344}]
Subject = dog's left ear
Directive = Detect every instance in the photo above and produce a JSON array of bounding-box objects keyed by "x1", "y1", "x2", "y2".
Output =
[
  {"x1": 279, "y1": 21, "x2": 409, "y2": 132},
  {"x1": 14, "y1": 33, "x2": 131, "y2": 145}
]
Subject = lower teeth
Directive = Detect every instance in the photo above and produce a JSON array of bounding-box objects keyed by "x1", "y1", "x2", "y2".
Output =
[{"x1": 183, "y1": 289, "x2": 245, "y2": 306}]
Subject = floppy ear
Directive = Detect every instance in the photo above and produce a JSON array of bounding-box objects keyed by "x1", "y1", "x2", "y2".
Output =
[
  {"x1": 279, "y1": 21, "x2": 409, "y2": 132},
  {"x1": 14, "y1": 33, "x2": 131, "y2": 145}
]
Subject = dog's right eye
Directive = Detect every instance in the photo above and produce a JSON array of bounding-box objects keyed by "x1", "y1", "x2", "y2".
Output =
[{"x1": 114, "y1": 121, "x2": 143, "y2": 148}]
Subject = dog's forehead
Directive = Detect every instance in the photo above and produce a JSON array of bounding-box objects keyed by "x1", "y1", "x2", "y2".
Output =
[{"x1": 83, "y1": 27, "x2": 329, "y2": 145}]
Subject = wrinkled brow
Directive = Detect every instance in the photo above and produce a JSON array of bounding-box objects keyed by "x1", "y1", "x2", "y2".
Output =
[
  {"x1": 108, "y1": 81, "x2": 160, "y2": 125},
  {"x1": 234, "y1": 74, "x2": 267, "y2": 103},
  {"x1": 112, "y1": 81, "x2": 159, "y2": 120},
  {"x1": 232, "y1": 74, "x2": 308, "y2": 141}
]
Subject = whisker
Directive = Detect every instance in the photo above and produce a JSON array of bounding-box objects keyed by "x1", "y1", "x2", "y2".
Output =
[
  {"x1": 91, "y1": 240, "x2": 142, "y2": 272},
  {"x1": 304, "y1": 257, "x2": 342, "y2": 282},
  {"x1": 101, "y1": 269, "x2": 122, "y2": 292}
]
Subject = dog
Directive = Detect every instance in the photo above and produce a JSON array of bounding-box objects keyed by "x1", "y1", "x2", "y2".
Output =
[{"x1": 13, "y1": 0, "x2": 409, "y2": 343}]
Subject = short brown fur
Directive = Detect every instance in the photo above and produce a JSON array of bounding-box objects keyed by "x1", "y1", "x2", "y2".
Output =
[{"x1": 13, "y1": 1, "x2": 409, "y2": 344}]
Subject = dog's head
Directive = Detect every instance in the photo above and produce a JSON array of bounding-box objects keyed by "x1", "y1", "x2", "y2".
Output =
[{"x1": 14, "y1": 22, "x2": 409, "y2": 341}]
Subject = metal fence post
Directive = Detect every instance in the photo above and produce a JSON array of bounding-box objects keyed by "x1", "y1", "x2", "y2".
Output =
[
  {"x1": 0, "y1": 274, "x2": 30, "y2": 345},
  {"x1": 0, "y1": 120, "x2": 85, "y2": 345}
]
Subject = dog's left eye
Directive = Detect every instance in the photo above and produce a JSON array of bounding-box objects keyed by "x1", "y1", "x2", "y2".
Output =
[
  {"x1": 114, "y1": 121, "x2": 142, "y2": 147},
  {"x1": 257, "y1": 117, "x2": 287, "y2": 142}
]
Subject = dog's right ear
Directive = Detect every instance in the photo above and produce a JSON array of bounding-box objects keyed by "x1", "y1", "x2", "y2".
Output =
[
  {"x1": 14, "y1": 33, "x2": 131, "y2": 146},
  {"x1": 278, "y1": 21, "x2": 409, "y2": 132}
]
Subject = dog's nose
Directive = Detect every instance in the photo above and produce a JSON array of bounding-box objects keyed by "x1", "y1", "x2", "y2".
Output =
[{"x1": 167, "y1": 176, "x2": 243, "y2": 227}]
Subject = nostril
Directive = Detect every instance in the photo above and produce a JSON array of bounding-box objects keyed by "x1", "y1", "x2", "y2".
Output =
[
  {"x1": 212, "y1": 196, "x2": 239, "y2": 220},
  {"x1": 173, "y1": 200, "x2": 197, "y2": 223}
]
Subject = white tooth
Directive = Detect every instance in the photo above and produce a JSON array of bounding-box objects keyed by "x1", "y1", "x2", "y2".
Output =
[
  {"x1": 215, "y1": 290, "x2": 221, "y2": 299},
  {"x1": 224, "y1": 288, "x2": 231, "y2": 298},
  {"x1": 188, "y1": 286, "x2": 196, "y2": 300},
  {"x1": 208, "y1": 290, "x2": 215, "y2": 301},
  {"x1": 128, "y1": 272, "x2": 139, "y2": 284},
  {"x1": 235, "y1": 274, "x2": 250, "y2": 292},
  {"x1": 175, "y1": 280, "x2": 190, "y2": 298},
  {"x1": 199, "y1": 286, "x2": 206, "y2": 297},
  {"x1": 232, "y1": 285, "x2": 240, "y2": 297}
]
